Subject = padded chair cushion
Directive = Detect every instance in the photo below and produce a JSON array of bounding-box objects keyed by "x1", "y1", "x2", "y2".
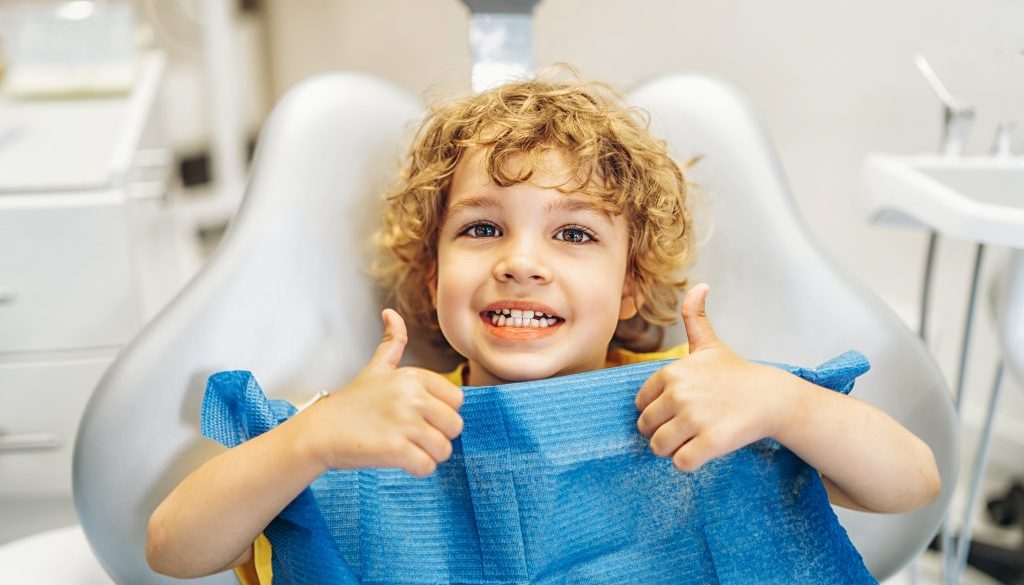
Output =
[{"x1": 202, "y1": 351, "x2": 877, "y2": 585}]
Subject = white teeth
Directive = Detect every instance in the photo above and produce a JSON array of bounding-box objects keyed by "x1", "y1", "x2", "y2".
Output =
[{"x1": 486, "y1": 309, "x2": 561, "y2": 328}]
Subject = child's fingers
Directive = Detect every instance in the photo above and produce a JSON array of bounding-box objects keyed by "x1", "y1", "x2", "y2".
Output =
[
  {"x1": 406, "y1": 425, "x2": 454, "y2": 466},
  {"x1": 368, "y1": 309, "x2": 408, "y2": 372},
  {"x1": 634, "y1": 369, "x2": 666, "y2": 412},
  {"x1": 648, "y1": 416, "x2": 698, "y2": 459},
  {"x1": 399, "y1": 440, "x2": 439, "y2": 478},
  {"x1": 681, "y1": 283, "x2": 719, "y2": 353},
  {"x1": 635, "y1": 394, "x2": 678, "y2": 438},
  {"x1": 418, "y1": 394, "x2": 464, "y2": 440},
  {"x1": 412, "y1": 369, "x2": 465, "y2": 410},
  {"x1": 670, "y1": 432, "x2": 721, "y2": 473}
]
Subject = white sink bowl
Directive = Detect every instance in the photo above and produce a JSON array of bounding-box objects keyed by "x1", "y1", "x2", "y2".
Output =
[{"x1": 860, "y1": 154, "x2": 1024, "y2": 249}]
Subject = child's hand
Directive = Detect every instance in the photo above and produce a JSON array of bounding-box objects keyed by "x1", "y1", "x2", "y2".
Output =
[
  {"x1": 299, "y1": 309, "x2": 464, "y2": 477},
  {"x1": 634, "y1": 283, "x2": 792, "y2": 473}
]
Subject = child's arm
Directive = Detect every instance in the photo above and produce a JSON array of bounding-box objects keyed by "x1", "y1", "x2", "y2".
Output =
[
  {"x1": 746, "y1": 364, "x2": 939, "y2": 513},
  {"x1": 146, "y1": 310, "x2": 464, "y2": 577},
  {"x1": 146, "y1": 409, "x2": 331, "y2": 576},
  {"x1": 635, "y1": 284, "x2": 941, "y2": 514}
]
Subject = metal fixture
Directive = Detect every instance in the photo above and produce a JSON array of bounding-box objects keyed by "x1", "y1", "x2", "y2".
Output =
[{"x1": 461, "y1": 0, "x2": 541, "y2": 92}]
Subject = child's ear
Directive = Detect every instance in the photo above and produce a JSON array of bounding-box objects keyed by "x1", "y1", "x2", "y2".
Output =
[{"x1": 618, "y1": 275, "x2": 643, "y2": 320}]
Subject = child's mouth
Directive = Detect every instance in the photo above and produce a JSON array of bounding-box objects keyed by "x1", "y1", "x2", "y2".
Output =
[{"x1": 479, "y1": 309, "x2": 564, "y2": 340}]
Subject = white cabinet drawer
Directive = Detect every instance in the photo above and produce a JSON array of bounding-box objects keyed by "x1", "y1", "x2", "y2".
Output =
[
  {"x1": 0, "y1": 356, "x2": 112, "y2": 498},
  {"x1": 0, "y1": 196, "x2": 140, "y2": 352}
]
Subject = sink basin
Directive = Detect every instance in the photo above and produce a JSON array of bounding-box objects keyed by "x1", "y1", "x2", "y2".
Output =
[{"x1": 859, "y1": 154, "x2": 1024, "y2": 249}]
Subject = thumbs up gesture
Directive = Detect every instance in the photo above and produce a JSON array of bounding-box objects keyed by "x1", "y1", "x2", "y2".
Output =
[
  {"x1": 297, "y1": 309, "x2": 464, "y2": 477},
  {"x1": 634, "y1": 283, "x2": 790, "y2": 473}
]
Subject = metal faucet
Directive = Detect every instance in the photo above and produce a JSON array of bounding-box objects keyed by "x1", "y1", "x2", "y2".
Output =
[
  {"x1": 990, "y1": 121, "x2": 1017, "y2": 157},
  {"x1": 914, "y1": 53, "x2": 975, "y2": 156}
]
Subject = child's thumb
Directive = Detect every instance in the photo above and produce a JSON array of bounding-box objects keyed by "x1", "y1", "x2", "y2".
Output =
[{"x1": 368, "y1": 309, "x2": 408, "y2": 372}]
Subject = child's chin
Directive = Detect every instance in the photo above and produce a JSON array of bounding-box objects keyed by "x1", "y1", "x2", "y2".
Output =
[{"x1": 482, "y1": 359, "x2": 562, "y2": 384}]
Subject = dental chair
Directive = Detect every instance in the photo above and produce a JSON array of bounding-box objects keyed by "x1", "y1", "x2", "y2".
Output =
[{"x1": 68, "y1": 71, "x2": 958, "y2": 584}]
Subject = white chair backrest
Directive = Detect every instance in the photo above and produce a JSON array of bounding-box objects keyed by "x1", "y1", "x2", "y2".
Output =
[
  {"x1": 74, "y1": 72, "x2": 957, "y2": 583},
  {"x1": 629, "y1": 75, "x2": 957, "y2": 580},
  {"x1": 74, "y1": 73, "x2": 426, "y2": 584}
]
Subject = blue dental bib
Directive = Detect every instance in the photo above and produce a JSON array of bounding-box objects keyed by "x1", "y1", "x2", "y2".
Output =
[{"x1": 201, "y1": 351, "x2": 878, "y2": 584}]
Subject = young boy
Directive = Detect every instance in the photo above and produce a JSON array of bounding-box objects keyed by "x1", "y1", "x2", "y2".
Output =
[{"x1": 146, "y1": 71, "x2": 941, "y2": 582}]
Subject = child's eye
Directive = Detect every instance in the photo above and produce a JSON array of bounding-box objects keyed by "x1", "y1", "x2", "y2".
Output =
[
  {"x1": 457, "y1": 222, "x2": 594, "y2": 243},
  {"x1": 555, "y1": 225, "x2": 596, "y2": 245},
  {"x1": 459, "y1": 222, "x2": 502, "y2": 238}
]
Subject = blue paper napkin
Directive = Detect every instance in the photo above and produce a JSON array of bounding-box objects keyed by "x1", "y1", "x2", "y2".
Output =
[{"x1": 202, "y1": 351, "x2": 878, "y2": 584}]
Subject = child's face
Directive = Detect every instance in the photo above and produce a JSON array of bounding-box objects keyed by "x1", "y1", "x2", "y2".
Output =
[{"x1": 431, "y1": 148, "x2": 640, "y2": 386}]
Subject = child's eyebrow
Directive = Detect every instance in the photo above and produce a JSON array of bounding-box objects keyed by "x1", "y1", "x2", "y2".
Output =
[{"x1": 447, "y1": 195, "x2": 612, "y2": 222}]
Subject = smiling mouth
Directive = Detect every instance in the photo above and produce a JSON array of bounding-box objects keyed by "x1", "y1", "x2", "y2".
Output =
[
  {"x1": 484, "y1": 308, "x2": 563, "y2": 329},
  {"x1": 478, "y1": 309, "x2": 564, "y2": 341}
]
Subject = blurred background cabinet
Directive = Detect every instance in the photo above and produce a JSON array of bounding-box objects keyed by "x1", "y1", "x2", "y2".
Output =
[{"x1": 0, "y1": 51, "x2": 200, "y2": 543}]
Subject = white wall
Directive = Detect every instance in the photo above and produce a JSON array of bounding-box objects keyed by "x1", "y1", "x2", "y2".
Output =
[{"x1": 262, "y1": 0, "x2": 1024, "y2": 471}]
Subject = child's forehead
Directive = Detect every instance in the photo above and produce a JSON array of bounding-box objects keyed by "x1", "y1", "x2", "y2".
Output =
[
  {"x1": 446, "y1": 148, "x2": 626, "y2": 222},
  {"x1": 451, "y1": 147, "x2": 601, "y2": 198}
]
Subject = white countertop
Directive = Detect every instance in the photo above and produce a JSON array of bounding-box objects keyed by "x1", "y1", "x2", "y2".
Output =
[{"x1": 0, "y1": 51, "x2": 166, "y2": 193}]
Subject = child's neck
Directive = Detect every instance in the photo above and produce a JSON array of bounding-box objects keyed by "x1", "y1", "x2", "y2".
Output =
[{"x1": 465, "y1": 363, "x2": 499, "y2": 387}]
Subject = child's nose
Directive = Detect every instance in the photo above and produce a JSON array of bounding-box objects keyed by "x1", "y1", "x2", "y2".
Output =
[{"x1": 493, "y1": 252, "x2": 552, "y2": 284}]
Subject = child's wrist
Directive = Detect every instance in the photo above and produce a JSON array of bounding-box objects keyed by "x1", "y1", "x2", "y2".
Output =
[
  {"x1": 284, "y1": 405, "x2": 334, "y2": 475},
  {"x1": 761, "y1": 365, "x2": 811, "y2": 442}
]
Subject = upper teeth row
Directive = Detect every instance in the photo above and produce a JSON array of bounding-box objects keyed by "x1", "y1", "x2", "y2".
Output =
[
  {"x1": 488, "y1": 309, "x2": 555, "y2": 319},
  {"x1": 490, "y1": 313, "x2": 558, "y2": 328}
]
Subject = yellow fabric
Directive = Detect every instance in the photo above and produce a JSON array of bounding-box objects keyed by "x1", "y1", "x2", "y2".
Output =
[
  {"x1": 237, "y1": 344, "x2": 688, "y2": 584},
  {"x1": 234, "y1": 532, "x2": 272, "y2": 585}
]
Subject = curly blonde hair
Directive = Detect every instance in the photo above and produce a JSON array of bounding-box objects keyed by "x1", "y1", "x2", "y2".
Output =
[{"x1": 374, "y1": 66, "x2": 699, "y2": 353}]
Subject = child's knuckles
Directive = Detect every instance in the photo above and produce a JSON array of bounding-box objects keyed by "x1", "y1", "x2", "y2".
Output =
[
  {"x1": 675, "y1": 408, "x2": 698, "y2": 429},
  {"x1": 406, "y1": 367, "x2": 441, "y2": 384},
  {"x1": 664, "y1": 364, "x2": 686, "y2": 382},
  {"x1": 664, "y1": 386, "x2": 689, "y2": 409},
  {"x1": 382, "y1": 402, "x2": 417, "y2": 427},
  {"x1": 394, "y1": 367, "x2": 427, "y2": 388},
  {"x1": 401, "y1": 389, "x2": 428, "y2": 411},
  {"x1": 701, "y1": 430, "x2": 730, "y2": 458},
  {"x1": 393, "y1": 378, "x2": 427, "y2": 403},
  {"x1": 381, "y1": 436, "x2": 408, "y2": 457}
]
